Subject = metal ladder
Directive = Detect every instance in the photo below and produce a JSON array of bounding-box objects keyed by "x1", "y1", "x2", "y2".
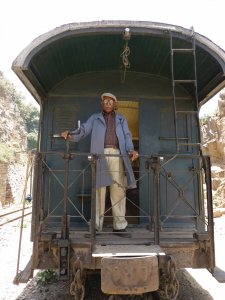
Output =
[{"x1": 170, "y1": 29, "x2": 201, "y2": 153}]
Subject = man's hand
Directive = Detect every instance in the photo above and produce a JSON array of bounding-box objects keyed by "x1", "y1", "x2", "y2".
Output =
[
  {"x1": 128, "y1": 150, "x2": 139, "y2": 162},
  {"x1": 60, "y1": 130, "x2": 71, "y2": 140}
]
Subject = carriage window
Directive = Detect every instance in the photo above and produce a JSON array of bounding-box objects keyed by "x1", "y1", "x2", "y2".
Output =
[{"x1": 51, "y1": 104, "x2": 79, "y2": 150}]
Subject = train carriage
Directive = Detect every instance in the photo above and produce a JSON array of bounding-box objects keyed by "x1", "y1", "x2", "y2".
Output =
[{"x1": 12, "y1": 21, "x2": 225, "y2": 299}]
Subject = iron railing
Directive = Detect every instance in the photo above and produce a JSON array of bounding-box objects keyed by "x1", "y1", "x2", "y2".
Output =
[{"x1": 32, "y1": 149, "x2": 213, "y2": 246}]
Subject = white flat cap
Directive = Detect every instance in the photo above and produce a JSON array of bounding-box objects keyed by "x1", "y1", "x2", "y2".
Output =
[{"x1": 101, "y1": 92, "x2": 117, "y2": 102}]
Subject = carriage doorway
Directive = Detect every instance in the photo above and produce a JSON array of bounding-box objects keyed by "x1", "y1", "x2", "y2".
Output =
[{"x1": 105, "y1": 101, "x2": 140, "y2": 225}]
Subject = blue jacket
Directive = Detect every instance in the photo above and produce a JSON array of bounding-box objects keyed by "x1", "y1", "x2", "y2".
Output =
[{"x1": 71, "y1": 112, "x2": 136, "y2": 189}]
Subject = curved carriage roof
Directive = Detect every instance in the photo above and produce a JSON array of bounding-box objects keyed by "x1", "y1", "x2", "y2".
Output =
[{"x1": 12, "y1": 20, "x2": 225, "y2": 105}]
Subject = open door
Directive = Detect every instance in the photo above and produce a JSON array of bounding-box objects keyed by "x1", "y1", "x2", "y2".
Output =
[{"x1": 105, "y1": 101, "x2": 140, "y2": 224}]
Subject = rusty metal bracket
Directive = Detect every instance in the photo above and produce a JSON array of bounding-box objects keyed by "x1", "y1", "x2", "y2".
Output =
[
  {"x1": 101, "y1": 255, "x2": 159, "y2": 295},
  {"x1": 58, "y1": 239, "x2": 70, "y2": 280}
]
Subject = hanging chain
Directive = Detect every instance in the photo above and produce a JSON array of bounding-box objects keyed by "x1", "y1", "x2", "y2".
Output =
[
  {"x1": 160, "y1": 255, "x2": 179, "y2": 300},
  {"x1": 70, "y1": 257, "x2": 85, "y2": 300}
]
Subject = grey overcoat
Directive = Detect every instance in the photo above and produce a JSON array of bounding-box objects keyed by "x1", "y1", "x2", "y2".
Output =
[{"x1": 71, "y1": 112, "x2": 136, "y2": 189}]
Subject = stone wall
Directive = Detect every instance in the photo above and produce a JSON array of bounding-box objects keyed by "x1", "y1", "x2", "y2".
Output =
[
  {"x1": 0, "y1": 162, "x2": 8, "y2": 205},
  {"x1": 0, "y1": 159, "x2": 29, "y2": 206},
  {"x1": 8, "y1": 161, "x2": 29, "y2": 203}
]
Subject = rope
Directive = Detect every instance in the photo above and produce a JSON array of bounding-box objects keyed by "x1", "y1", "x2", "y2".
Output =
[{"x1": 121, "y1": 41, "x2": 131, "y2": 83}]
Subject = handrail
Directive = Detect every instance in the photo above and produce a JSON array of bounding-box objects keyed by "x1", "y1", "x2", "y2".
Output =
[{"x1": 35, "y1": 150, "x2": 209, "y2": 245}]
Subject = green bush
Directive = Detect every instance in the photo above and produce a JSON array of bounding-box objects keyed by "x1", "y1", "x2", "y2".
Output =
[
  {"x1": 27, "y1": 132, "x2": 39, "y2": 150},
  {"x1": 37, "y1": 269, "x2": 57, "y2": 284},
  {"x1": 200, "y1": 110, "x2": 218, "y2": 126},
  {"x1": 200, "y1": 115, "x2": 209, "y2": 126},
  {"x1": 0, "y1": 143, "x2": 15, "y2": 163},
  {"x1": 16, "y1": 98, "x2": 40, "y2": 150}
]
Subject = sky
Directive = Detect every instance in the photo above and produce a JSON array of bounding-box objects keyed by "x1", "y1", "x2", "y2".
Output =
[{"x1": 1, "y1": 0, "x2": 225, "y2": 115}]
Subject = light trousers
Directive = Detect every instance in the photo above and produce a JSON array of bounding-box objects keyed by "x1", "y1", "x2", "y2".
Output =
[{"x1": 96, "y1": 148, "x2": 128, "y2": 231}]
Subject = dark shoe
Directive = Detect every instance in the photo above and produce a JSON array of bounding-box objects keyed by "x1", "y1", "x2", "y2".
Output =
[{"x1": 113, "y1": 229, "x2": 131, "y2": 238}]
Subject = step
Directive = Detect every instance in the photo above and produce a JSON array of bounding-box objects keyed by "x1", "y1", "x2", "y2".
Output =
[
  {"x1": 172, "y1": 48, "x2": 193, "y2": 53},
  {"x1": 213, "y1": 266, "x2": 225, "y2": 283},
  {"x1": 92, "y1": 244, "x2": 165, "y2": 257},
  {"x1": 178, "y1": 143, "x2": 201, "y2": 147},
  {"x1": 13, "y1": 256, "x2": 33, "y2": 284},
  {"x1": 174, "y1": 79, "x2": 196, "y2": 84},
  {"x1": 176, "y1": 110, "x2": 198, "y2": 114}
]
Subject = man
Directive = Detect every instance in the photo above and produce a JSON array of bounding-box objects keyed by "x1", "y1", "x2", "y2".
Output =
[{"x1": 61, "y1": 92, "x2": 138, "y2": 235}]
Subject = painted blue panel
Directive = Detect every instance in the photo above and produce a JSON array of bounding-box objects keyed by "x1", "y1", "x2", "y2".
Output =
[
  {"x1": 139, "y1": 98, "x2": 202, "y2": 229},
  {"x1": 41, "y1": 97, "x2": 101, "y2": 225}
]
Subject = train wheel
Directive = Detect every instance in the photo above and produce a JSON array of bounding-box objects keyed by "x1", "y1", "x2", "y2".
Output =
[
  {"x1": 159, "y1": 255, "x2": 179, "y2": 300},
  {"x1": 142, "y1": 294, "x2": 153, "y2": 300},
  {"x1": 108, "y1": 296, "x2": 123, "y2": 300},
  {"x1": 108, "y1": 293, "x2": 158, "y2": 300}
]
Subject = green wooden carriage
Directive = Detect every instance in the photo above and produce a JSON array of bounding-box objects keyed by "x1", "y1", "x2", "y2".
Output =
[{"x1": 12, "y1": 21, "x2": 225, "y2": 299}]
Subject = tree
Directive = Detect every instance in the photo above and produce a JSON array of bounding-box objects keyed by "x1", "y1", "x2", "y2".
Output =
[
  {"x1": 0, "y1": 71, "x2": 40, "y2": 150},
  {"x1": 16, "y1": 98, "x2": 40, "y2": 149}
]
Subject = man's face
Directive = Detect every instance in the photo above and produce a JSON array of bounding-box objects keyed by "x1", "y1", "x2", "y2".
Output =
[{"x1": 101, "y1": 97, "x2": 116, "y2": 113}]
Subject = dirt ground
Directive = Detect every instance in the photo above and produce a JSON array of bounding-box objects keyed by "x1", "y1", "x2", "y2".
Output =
[{"x1": 0, "y1": 205, "x2": 225, "y2": 300}]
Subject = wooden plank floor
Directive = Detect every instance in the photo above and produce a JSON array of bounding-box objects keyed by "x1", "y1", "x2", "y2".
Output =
[{"x1": 40, "y1": 225, "x2": 198, "y2": 247}]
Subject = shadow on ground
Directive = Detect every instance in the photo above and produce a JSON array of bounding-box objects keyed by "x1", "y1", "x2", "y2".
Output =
[{"x1": 16, "y1": 269, "x2": 214, "y2": 300}]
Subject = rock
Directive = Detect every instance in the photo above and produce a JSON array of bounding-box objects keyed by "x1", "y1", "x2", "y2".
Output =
[
  {"x1": 0, "y1": 74, "x2": 28, "y2": 205},
  {"x1": 213, "y1": 209, "x2": 223, "y2": 218},
  {"x1": 218, "y1": 94, "x2": 225, "y2": 117},
  {"x1": 201, "y1": 88, "x2": 225, "y2": 211},
  {"x1": 211, "y1": 165, "x2": 225, "y2": 178},
  {"x1": 219, "y1": 208, "x2": 225, "y2": 215},
  {"x1": 211, "y1": 178, "x2": 221, "y2": 190}
]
